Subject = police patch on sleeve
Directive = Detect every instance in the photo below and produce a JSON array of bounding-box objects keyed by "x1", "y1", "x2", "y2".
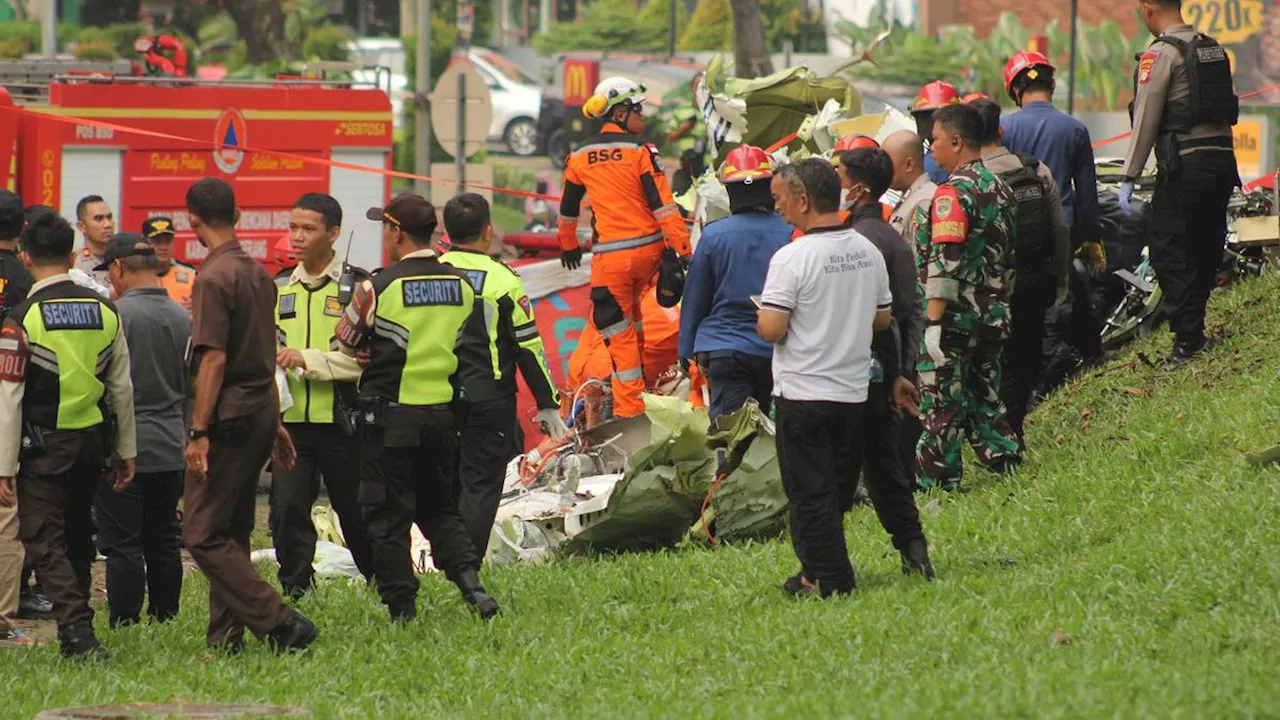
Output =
[
  {"x1": 278, "y1": 293, "x2": 297, "y2": 318},
  {"x1": 930, "y1": 185, "x2": 967, "y2": 245},
  {"x1": 517, "y1": 294, "x2": 533, "y2": 317},
  {"x1": 0, "y1": 325, "x2": 25, "y2": 382},
  {"x1": 402, "y1": 278, "x2": 464, "y2": 307},
  {"x1": 1137, "y1": 51, "x2": 1157, "y2": 85},
  {"x1": 40, "y1": 300, "x2": 103, "y2": 330}
]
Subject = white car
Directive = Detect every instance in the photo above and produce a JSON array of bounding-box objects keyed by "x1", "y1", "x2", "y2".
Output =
[{"x1": 346, "y1": 39, "x2": 543, "y2": 156}]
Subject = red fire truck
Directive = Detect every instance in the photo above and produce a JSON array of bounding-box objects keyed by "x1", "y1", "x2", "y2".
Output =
[{"x1": 0, "y1": 60, "x2": 394, "y2": 273}]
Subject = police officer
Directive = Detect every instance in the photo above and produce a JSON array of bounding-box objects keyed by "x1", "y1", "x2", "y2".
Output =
[
  {"x1": 337, "y1": 193, "x2": 499, "y2": 623},
  {"x1": 270, "y1": 193, "x2": 376, "y2": 600},
  {"x1": 911, "y1": 104, "x2": 1021, "y2": 491},
  {"x1": 971, "y1": 98, "x2": 1071, "y2": 441},
  {"x1": 73, "y1": 195, "x2": 115, "y2": 291},
  {"x1": 440, "y1": 193, "x2": 567, "y2": 559},
  {"x1": 0, "y1": 207, "x2": 137, "y2": 661},
  {"x1": 0, "y1": 189, "x2": 32, "y2": 647},
  {"x1": 143, "y1": 217, "x2": 197, "y2": 310},
  {"x1": 1122, "y1": 0, "x2": 1241, "y2": 369}
]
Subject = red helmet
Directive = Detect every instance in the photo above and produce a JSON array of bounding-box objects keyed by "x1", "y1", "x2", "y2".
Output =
[
  {"x1": 962, "y1": 92, "x2": 989, "y2": 103},
  {"x1": 719, "y1": 145, "x2": 774, "y2": 184},
  {"x1": 1004, "y1": 50, "x2": 1055, "y2": 100},
  {"x1": 833, "y1": 134, "x2": 880, "y2": 152},
  {"x1": 910, "y1": 81, "x2": 960, "y2": 113},
  {"x1": 275, "y1": 232, "x2": 297, "y2": 270}
]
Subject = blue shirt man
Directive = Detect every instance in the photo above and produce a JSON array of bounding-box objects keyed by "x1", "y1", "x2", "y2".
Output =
[
  {"x1": 679, "y1": 149, "x2": 791, "y2": 419},
  {"x1": 923, "y1": 151, "x2": 950, "y2": 184},
  {"x1": 1000, "y1": 53, "x2": 1102, "y2": 249}
]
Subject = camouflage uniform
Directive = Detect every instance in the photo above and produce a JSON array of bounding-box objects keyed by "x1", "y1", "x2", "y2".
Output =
[{"x1": 912, "y1": 160, "x2": 1021, "y2": 489}]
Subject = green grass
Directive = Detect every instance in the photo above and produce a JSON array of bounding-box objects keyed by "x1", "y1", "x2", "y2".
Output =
[
  {"x1": 8, "y1": 278, "x2": 1280, "y2": 718},
  {"x1": 491, "y1": 203, "x2": 527, "y2": 234}
]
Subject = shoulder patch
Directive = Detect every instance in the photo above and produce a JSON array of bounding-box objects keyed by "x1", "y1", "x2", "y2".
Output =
[
  {"x1": 1137, "y1": 51, "x2": 1157, "y2": 85},
  {"x1": 0, "y1": 324, "x2": 25, "y2": 382},
  {"x1": 40, "y1": 300, "x2": 103, "y2": 330},
  {"x1": 402, "y1": 277, "x2": 464, "y2": 307},
  {"x1": 930, "y1": 185, "x2": 968, "y2": 245},
  {"x1": 517, "y1": 294, "x2": 533, "y2": 317},
  {"x1": 175, "y1": 272, "x2": 190, "y2": 283}
]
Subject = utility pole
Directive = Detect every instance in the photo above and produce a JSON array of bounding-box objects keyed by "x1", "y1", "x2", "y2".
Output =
[
  {"x1": 401, "y1": 0, "x2": 417, "y2": 38},
  {"x1": 1067, "y1": 0, "x2": 1079, "y2": 115},
  {"x1": 41, "y1": 0, "x2": 56, "y2": 57},
  {"x1": 415, "y1": 0, "x2": 432, "y2": 196},
  {"x1": 667, "y1": 0, "x2": 676, "y2": 60}
]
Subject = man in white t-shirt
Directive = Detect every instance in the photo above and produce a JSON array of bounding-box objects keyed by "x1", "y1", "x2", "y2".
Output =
[{"x1": 757, "y1": 158, "x2": 893, "y2": 598}]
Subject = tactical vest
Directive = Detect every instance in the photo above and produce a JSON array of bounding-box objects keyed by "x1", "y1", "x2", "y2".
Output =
[
  {"x1": 358, "y1": 256, "x2": 485, "y2": 407},
  {"x1": 10, "y1": 279, "x2": 120, "y2": 430},
  {"x1": 995, "y1": 154, "x2": 1053, "y2": 277},
  {"x1": 1131, "y1": 32, "x2": 1239, "y2": 131},
  {"x1": 274, "y1": 266, "x2": 363, "y2": 424}
]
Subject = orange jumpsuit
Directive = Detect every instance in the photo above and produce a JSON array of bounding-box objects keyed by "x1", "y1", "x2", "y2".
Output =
[{"x1": 558, "y1": 122, "x2": 692, "y2": 417}]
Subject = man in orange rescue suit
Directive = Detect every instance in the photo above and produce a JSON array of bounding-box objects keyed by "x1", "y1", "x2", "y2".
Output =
[
  {"x1": 142, "y1": 217, "x2": 196, "y2": 310},
  {"x1": 557, "y1": 76, "x2": 693, "y2": 418}
]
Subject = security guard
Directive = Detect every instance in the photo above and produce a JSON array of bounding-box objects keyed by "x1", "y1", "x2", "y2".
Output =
[
  {"x1": 0, "y1": 207, "x2": 136, "y2": 661},
  {"x1": 142, "y1": 217, "x2": 196, "y2": 309},
  {"x1": 440, "y1": 193, "x2": 566, "y2": 558},
  {"x1": 970, "y1": 97, "x2": 1071, "y2": 441},
  {"x1": 337, "y1": 193, "x2": 499, "y2": 623},
  {"x1": 557, "y1": 76, "x2": 693, "y2": 419},
  {"x1": 912, "y1": 104, "x2": 1021, "y2": 491},
  {"x1": 270, "y1": 193, "x2": 376, "y2": 599},
  {"x1": 1123, "y1": 0, "x2": 1240, "y2": 369}
]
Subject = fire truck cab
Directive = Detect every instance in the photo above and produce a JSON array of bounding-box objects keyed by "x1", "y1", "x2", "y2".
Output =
[{"x1": 0, "y1": 60, "x2": 394, "y2": 273}]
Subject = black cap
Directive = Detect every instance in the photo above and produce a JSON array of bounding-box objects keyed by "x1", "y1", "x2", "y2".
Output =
[
  {"x1": 0, "y1": 190, "x2": 23, "y2": 239},
  {"x1": 142, "y1": 216, "x2": 176, "y2": 240},
  {"x1": 94, "y1": 232, "x2": 156, "y2": 271},
  {"x1": 366, "y1": 193, "x2": 437, "y2": 238}
]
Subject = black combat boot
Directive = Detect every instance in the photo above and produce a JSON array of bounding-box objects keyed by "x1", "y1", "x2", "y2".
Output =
[
  {"x1": 58, "y1": 621, "x2": 111, "y2": 662},
  {"x1": 900, "y1": 538, "x2": 936, "y2": 581},
  {"x1": 266, "y1": 609, "x2": 320, "y2": 654},
  {"x1": 388, "y1": 601, "x2": 417, "y2": 624},
  {"x1": 455, "y1": 569, "x2": 500, "y2": 620},
  {"x1": 1164, "y1": 334, "x2": 1210, "y2": 371}
]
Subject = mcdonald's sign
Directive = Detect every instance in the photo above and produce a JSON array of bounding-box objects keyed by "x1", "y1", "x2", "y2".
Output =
[{"x1": 564, "y1": 59, "x2": 600, "y2": 107}]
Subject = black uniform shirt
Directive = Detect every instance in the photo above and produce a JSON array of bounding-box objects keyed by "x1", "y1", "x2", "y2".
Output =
[{"x1": 0, "y1": 247, "x2": 33, "y2": 324}]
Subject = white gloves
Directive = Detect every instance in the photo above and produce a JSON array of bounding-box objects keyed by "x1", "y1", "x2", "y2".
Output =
[
  {"x1": 1117, "y1": 181, "x2": 1135, "y2": 214},
  {"x1": 535, "y1": 408, "x2": 569, "y2": 441}
]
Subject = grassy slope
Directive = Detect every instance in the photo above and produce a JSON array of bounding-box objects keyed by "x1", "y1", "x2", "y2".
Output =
[{"x1": 8, "y1": 279, "x2": 1280, "y2": 719}]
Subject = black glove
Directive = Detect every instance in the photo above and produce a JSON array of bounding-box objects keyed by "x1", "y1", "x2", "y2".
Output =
[
  {"x1": 560, "y1": 247, "x2": 583, "y2": 271},
  {"x1": 678, "y1": 254, "x2": 692, "y2": 273}
]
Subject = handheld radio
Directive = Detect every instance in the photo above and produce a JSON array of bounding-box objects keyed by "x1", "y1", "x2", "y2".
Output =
[{"x1": 337, "y1": 231, "x2": 356, "y2": 306}]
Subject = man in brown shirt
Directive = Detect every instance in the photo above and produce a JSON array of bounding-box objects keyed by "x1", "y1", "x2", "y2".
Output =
[{"x1": 182, "y1": 178, "x2": 317, "y2": 655}]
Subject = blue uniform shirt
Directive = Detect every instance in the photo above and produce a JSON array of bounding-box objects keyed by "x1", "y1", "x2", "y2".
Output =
[
  {"x1": 678, "y1": 211, "x2": 792, "y2": 361},
  {"x1": 924, "y1": 151, "x2": 950, "y2": 184},
  {"x1": 1001, "y1": 101, "x2": 1102, "y2": 245}
]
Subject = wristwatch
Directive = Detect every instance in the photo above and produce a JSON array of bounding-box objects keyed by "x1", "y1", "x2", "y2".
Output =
[{"x1": 188, "y1": 428, "x2": 210, "y2": 441}]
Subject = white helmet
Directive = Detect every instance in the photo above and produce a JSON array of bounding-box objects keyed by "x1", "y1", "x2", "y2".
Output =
[{"x1": 583, "y1": 76, "x2": 647, "y2": 119}]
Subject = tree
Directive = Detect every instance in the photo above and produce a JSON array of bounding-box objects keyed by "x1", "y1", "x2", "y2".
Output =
[
  {"x1": 224, "y1": 0, "x2": 294, "y2": 64},
  {"x1": 679, "y1": 0, "x2": 732, "y2": 52},
  {"x1": 729, "y1": 0, "x2": 774, "y2": 78}
]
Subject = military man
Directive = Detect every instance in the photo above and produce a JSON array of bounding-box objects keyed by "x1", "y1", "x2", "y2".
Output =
[
  {"x1": 270, "y1": 193, "x2": 376, "y2": 600},
  {"x1": 142, "y1": 217, "x2": 197, "y2": 310},
  {"x1": 1122, "y1": 0, "x2": 1240, "y2": 369},
  {"x1": 73, "y1": 195, "x2": 115, "y2": 291},
  {"x1": 0, "y1": 207, "x2": 137, "y2": 661},
  {"x1": 337, "y1": 193, "x2": 499, "y2": 623},
  {"x1": 441, "y1": 194, "x2": 566, "y2": 558},
  {"x1": 911, "y1": 104, "x2": 1022, "y2": 491},
  {"x1": 970, "y1": 98, "x2": 1071, "y2": 441}
]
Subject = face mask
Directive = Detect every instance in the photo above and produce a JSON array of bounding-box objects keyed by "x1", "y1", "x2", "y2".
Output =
[{"x1": 839, "y1": 188, "x2": 851, "y2": 211}]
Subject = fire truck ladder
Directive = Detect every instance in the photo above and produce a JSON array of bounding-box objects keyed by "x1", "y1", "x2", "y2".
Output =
[{"x1": 0, "y1": 58, "x2": 135, "y2": 104}]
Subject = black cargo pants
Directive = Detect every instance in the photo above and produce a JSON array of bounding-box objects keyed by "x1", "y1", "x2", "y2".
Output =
[
  {"x1": 359, "y1": 405, "x2": 480, "y2": 612},
  {"x1": 840, "y1": 381, "x2": 926, "y2": 551}
]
